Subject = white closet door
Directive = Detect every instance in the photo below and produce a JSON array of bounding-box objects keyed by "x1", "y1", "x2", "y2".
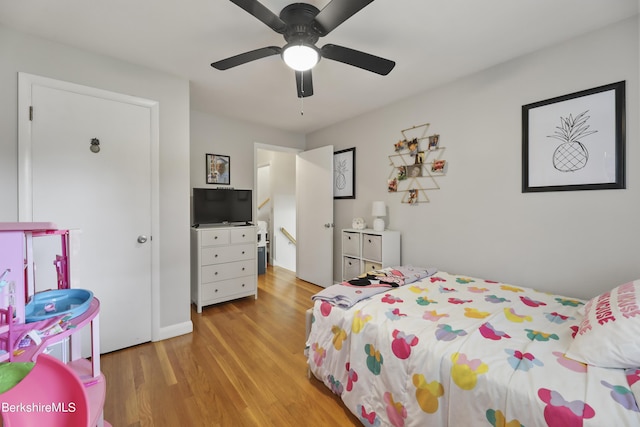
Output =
[{"x1": 21, "y1": 75, "x2": 154, "y2": 353}]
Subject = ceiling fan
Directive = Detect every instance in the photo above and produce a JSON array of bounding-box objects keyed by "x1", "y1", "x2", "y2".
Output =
[{"x1": 211, "y1": 0, "x2": 395, "y2": 98}]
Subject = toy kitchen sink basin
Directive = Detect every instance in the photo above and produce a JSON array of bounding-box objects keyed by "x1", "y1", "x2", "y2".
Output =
[{"x1": 25, "y1": 289, "x2": 94, "y2": 323}]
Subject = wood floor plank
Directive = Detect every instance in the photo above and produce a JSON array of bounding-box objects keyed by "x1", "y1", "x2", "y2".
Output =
[{"x1": 102, "y1": 265, "x2": 360, "y2": 426}]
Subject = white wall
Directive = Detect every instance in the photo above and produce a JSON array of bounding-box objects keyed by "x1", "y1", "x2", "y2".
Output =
[
  {"x1": 190, "y1": 109, "x2": 305, "y2": 190},
  {"x1": 307, "y1": 17, "x2": 639, "y2": 300},
  {"x1": 0, "y1": 24, "x2": 192, "y2": 338}
]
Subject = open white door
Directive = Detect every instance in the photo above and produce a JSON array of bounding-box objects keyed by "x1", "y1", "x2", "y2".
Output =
[{"x1": 296, "y1": 145, "x2": 334, "y2": 288}]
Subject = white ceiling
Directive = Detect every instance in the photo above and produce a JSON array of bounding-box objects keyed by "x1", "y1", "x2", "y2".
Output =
[{"x1": 0, "y1": 0, "x2": 637, "y2": 134}]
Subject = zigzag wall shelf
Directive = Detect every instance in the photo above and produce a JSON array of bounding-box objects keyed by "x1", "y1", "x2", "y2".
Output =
[{"x1": 387, "y1": 122, "x2": 448, "y2": 204}]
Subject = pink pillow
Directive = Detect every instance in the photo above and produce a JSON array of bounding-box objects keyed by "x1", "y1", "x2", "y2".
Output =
[{"x1": 565, "y1": 280, "x2": 640, "y2": 368}]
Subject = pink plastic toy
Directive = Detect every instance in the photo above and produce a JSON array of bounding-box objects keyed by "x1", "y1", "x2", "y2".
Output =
[{"x1": 0, "y1": 353, "x2": 90, "y2": 426}]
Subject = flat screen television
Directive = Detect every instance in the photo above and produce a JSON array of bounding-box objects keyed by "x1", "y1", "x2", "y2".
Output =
[{"x1": 192, "y1": 188, "x2": 253, "y2": 226}]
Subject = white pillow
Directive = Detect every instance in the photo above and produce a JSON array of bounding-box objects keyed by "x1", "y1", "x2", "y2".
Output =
[{"x1": 565, "y1": 279, "x2": 640, "y2": 368}]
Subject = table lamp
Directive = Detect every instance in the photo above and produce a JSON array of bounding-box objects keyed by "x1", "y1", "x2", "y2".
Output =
[{"x1": 372, "y1": 201, "x2": 386, "y2": 232}]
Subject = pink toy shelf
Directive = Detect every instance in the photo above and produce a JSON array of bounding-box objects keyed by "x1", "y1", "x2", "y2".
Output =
[
  {"x1": 0, "y1": 222, "x2": 109, "y2": 427},
  {"x1": 0, "y1": 222, "x2": 70, "y2": 362}
]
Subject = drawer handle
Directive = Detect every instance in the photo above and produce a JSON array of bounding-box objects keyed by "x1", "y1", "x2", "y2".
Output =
[
  {"x1": 242, "y1": 283, "x2": 245, "y2": 287},
  {"x1": 368, "y1": 239, "x2": 372, "y2": 243},
  {"x1": 242, "y1": 267, "x2": 245, "y2": 271},
  {"x1": 242, "y1": 251, "x2": 245, "y2": 254},
  {"x1": 214, "y1": 254, "x2": 218, "y2": 258},
  {"x1": 214, "y1": 289, "x2": 218, "y2": 293},
  {"x1": 214, "y1": 236, "x2": 218, "y2": 240},
  {"x1": 242, "y1": 234, "x2": 246, "y2": 238},
  {"x1": 214, "y1": 271, "x2": 218, "y2": 275}
]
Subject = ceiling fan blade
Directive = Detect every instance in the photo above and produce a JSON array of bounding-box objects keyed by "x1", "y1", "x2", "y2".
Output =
[
  {"x1": 211, "y1": 46, "x2": 282, "y2": 70},
  {"x1": 295, "y1": 70, "x2": 313, "y2": 98},
  {"x1": 313, "y1": 0, "x2": 374, "y2": 36},
  {"x1": 229, "y1": 0, "x2": 287, "y2": 33},
  {"x1": 321, "y1": 44, "x2": 395, "y2": 75}
]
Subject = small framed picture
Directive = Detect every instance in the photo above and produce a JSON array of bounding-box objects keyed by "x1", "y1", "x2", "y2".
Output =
[
  {"x1": 407, "y1": 164, "x2": 422, "y2": 178},
  {"x1": 408, "y1": 138, "x2": 419, "y2": 155},
  {"x1": 415, "y1": 151, "x2": 425, "y2": 164},
  {"x1": 432, "y1": 159, "x2": 446, "y2": 173},
  {"x1": 387, "y1": 178, "x2": 398, "y2": 192},
  {"x1": 408, "y1": 189, "x2": 418, "y2": 204},
  {"x1": 428, "y1": 134, "x2": 440, "y2": 150},
  {"x1": 397, "y1": 166, "x2": 407, "y2": 181},
  {"x1": 206, "y1": 154, "x2": 230, "y2": 185},
  {"x1": 394, "y1": 139, "x2": 406, "y2": 152},
  {"x1": 334, "y1": 147, "x2": 356, "y2": 199}
]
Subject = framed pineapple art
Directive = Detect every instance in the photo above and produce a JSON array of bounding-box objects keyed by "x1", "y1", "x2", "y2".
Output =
[
  {"x1": 334, "y1": 147, "x2": 356, "y2": 199},
  {"x1": 522, "y1": 81, "x2": 625, "y2": 192}
]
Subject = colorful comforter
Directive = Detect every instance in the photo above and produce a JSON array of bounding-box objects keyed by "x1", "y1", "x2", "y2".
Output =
[{"x1": 306, "y1": 271, "x2": 640, "y2": 427}]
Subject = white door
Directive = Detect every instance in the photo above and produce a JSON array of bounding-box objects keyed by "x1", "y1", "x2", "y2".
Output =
[
  {"x1": 18, "y1": 74, "x2": 155, "y2": 353},
  {"x1": 296, "y1": 146, "x2": 334, "y2": 287}
]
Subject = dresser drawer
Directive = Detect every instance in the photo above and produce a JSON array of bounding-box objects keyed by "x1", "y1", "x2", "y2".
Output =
[
  {"x1": 231, "y1": 227, "x2": 256, "y2": 244},
  {"x1": 343, "y1": 256, "x2": 362, "y2": 280},
  {"x1": 342, "y1": 232, "x2": 360, "y2": 257},
  {"x1": 362, "y1": 234, "x2": 382, "y2": 262},
  {"x1": 201, "y1": 276, "x2": 256, "y2": 301},
  {"x1": 200, "y1": 228, "x2": 230, "y2": 246},
  {"x1": 201, "y1": 243, "x2": 255, "y2": 265},
  {"x1": 201, "y1": 260, "x2": 256, "y2": 283}
]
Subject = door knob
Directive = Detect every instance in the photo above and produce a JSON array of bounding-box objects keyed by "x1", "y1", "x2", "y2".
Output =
[{"x1": 137, "y1": 235, "x2": 148, "y2": 244}]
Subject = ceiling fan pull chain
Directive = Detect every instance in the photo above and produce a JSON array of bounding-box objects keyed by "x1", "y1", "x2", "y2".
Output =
[{"x1": 300, "y1": 76, "x2": 304, "y2": 115}]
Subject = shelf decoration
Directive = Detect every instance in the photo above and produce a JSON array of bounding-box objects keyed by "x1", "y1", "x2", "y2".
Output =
[{"x1": 388, "y1": 122, "x2": 448, "y2": 204}]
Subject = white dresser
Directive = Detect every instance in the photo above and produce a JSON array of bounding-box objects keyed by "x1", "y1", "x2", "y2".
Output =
[
  {"x1": 341, "y1": 228, "x2": 401, "y2": 280},
  {"x1": 191, "y1": 225, "x2": 258, "y2": 313}
]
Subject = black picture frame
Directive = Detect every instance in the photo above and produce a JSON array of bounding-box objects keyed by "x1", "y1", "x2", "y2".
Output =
[
  {"x1": 522, "y1": 81, "x2": 625, "y2": 193},
  {"x1": 333, "y1": 147, "x2": 356, "y2": 199},
  {"x1": 206, "y1": 153, "x2": 230, "y2": 185}
]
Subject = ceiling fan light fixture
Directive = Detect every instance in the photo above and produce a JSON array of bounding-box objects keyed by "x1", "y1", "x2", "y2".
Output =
[{"x1": 282, "y1": 43, "x2": 319, "y2": 71}]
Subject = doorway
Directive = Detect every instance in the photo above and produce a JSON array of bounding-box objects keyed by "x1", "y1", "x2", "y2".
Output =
[
  {"x1": 254, "y1": 143, "x2": 334, "y2": 288},
  {"x1": 255, "y1": 145, "x2": 298, "y2": 272}
]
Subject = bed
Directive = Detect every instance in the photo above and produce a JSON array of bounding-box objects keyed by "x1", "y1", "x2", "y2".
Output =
[{"x1": 305, "y1": 267, "x2": 640, "y2": 427}]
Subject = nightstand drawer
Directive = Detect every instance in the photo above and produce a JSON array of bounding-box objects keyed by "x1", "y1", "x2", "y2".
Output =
[
  {"x1": 201, "y1": 260, "x2": 256, "y2": 283},
  {"x1": 343, "y1": 256, "x2": 362, "y2": 280},
  {"x1": 200, "y1": 228, "x2": 230, "y2": 246},
  {"x1": 201, "y1": 243, "x2": 255, "y2": 265},
  {"x1": 201, "y1": 276, "x2": 256, "y2": 301},
  {"x1": 362, "y1": 234, "x2": 382, "y2": 262},
  {"x1": 342, "y1": 232, "x2": 360, "y2": 257},
  {"x1": 231, "y1": 227, "x2": 256, "y2": 244}
]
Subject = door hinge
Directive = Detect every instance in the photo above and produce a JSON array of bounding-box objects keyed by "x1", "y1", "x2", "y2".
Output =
[{"x1": 29, "y1": 106, "x2": 33, "y2": 121}]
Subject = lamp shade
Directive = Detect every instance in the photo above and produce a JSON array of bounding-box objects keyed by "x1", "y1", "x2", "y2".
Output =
[
  {"x1": 372, "y1": 201, "x2": 386, "y2": 217},
  {"x1": 282, "y1": 44, "x2": 319, "y2": 71}
]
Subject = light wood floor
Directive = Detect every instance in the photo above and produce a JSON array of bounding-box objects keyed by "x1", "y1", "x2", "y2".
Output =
[{"x1": 101, "y1": 265, "x2": 360, "y2": 427}]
